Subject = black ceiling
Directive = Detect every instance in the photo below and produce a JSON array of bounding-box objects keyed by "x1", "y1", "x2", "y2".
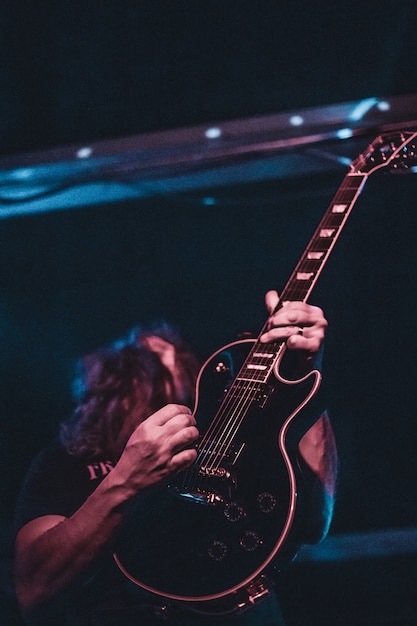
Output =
[{"x1": 2, "y1": 1, "x2": 417, "y2": 156}]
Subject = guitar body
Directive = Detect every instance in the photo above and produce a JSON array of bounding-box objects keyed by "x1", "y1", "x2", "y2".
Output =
[{"x1": 114, "y1": 338, "x2": 320, "y2": 609}]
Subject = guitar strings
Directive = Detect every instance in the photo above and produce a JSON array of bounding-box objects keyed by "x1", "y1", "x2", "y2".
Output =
[
  {"x1": 189, "y1": 340, "x2": 285, "y2": 483},
  {"x1": 182, "y1": 180, "x2": 360, "y2": 490},
  {"x1": 181, "y1": 341, "x2": 276, "y2": 490},
  {"x1": 196, "y1": 333, "x2": 274, "y2": 457}
]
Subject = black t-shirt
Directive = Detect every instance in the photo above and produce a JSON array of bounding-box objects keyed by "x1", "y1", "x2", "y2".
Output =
[
  {"x1": 15, "y1": 442, "x2": 115, "y2": 531},
  {"x1": 14, "y1": 442, "x2": 286, "y2": 626}
]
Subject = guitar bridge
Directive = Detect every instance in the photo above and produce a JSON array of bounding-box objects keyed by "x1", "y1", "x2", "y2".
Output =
[{"x1": 170, "y1": 461, "x2": 235, "y2": 506}]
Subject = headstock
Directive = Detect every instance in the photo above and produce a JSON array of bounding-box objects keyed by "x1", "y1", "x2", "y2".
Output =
[{"x1": 350, "y1": 131, "x2": 417, "y2": 175}]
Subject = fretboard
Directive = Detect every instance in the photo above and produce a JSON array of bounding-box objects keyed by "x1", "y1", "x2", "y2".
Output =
[
  {"x1": 280, "y1": 172, "x2": 367, "y2": 304},
  {"x1": 236, "y1": 172, "x2": 368, "y2": 385}
]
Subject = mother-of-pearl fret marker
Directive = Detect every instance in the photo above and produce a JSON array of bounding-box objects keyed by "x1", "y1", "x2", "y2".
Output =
[
  {"x1": 247, "y1": 364, "x2": 267, "y2": 371},
  {"x1": 320, "y1": 228, "x2": 335, "y2": 238},
  {"x1": 253, "y1": 352, "x2": 274, "y2": 358},
  {"x1": 296, "y1": 272, "x2": 314, "y2": 280},
  {"x1": 332, "y1": 204, "x2": 348, "y2": 213},
  {"x1": 307, "y1": 251, "x2": 324, "y2": 260}
]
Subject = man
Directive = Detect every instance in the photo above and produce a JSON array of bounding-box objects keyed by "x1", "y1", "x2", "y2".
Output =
[{"x1": 14, "y1": 291, "x2": 337, "y2": 625}]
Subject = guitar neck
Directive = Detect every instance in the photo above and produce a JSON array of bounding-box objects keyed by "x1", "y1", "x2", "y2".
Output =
[{"x1": 236, "y1": 172, "x2": 368, "y2": 384}]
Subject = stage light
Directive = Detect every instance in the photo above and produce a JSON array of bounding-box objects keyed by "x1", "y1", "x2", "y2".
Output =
[
  {"x1": 349, "y1": 97, "x2": 378, "y2": 121},
  {"x1": 76, "y1": 147, "x2": 93, "y2": 159},
  {"x1": 205, "y1": 127, "x2": 222, "y2": 139},
  {"x1": 336, "y1": 128, "x2": 353, "y2": 139},
  {"x1": 377, "y1": 101, "x2": 390, "y2": 111},
  {"x1": 289, "y1": 115, "x2": 304, "y2": 126},
  {"x1": 11, "y1": 168, "x2": 33, "y2": 180}
]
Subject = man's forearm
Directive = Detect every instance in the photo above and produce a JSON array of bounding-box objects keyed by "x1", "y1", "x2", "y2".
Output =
[
  {"x1": 15, "y1": 469, "x2": 135, "y2": 613},
  {"x1": 296, "y1": 411, "x2": 338, "y2": 543}
]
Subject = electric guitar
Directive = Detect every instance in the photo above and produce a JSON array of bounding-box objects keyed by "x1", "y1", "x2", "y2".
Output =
[{"x1": 114, "y1": 131, "x2": 417, "y2": 614}]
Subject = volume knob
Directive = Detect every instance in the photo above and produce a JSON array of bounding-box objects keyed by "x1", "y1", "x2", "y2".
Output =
[
  {"x1": 208, "y1": 540, "x2": 228, "y2": 561},
  {"x1": 224, "y1": 502, "x2": 244, "y2": 522},
  {"x1": 257, "y1": 491, "x2": 277, "y2": 513},
  {"x1": 240, "y1": 530, "x2": 261, "y2": 552}
]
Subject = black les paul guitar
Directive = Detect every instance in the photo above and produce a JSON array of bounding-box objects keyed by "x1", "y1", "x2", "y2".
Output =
[{"x1": 114, "y1": 132, "x2": 417, "y2": 614}]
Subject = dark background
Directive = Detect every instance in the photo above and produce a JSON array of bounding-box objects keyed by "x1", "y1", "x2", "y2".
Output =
[
  {"x1": 1, "y1": 2, "x2": 417, "y2": 624},
  {"x1": 1, "y1": 1, "x2": 417, "y2": 156}
]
